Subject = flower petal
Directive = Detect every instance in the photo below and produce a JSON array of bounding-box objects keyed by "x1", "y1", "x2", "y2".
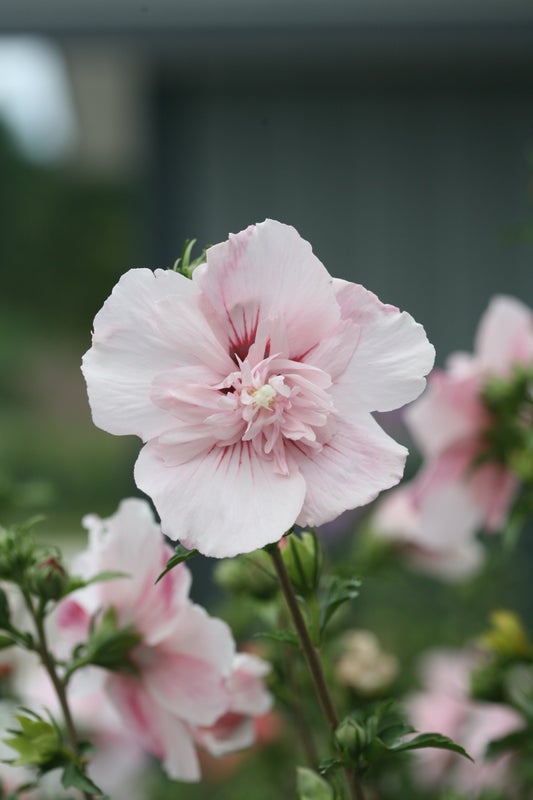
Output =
[
  {"x1": 195, "y1": 219, "x2": 340, "y2": 360},
  {"x1": 293, "y1": 413, "x2": 407, "y2": 526},
  {"x1": 82, "y1": 268, "x2": 232, "y2": 441},
  {"x1": 106, "y1": 674, "x2": 201, "y2": 781},
  {"x1": 134, "y1": 439, "x2": 307, "y2": 557},
  {"x1": 475, "y1": 295, "x2": 533, "y2": 376},
  {"x1": 333, "y1": 280, "x2": 435, "y2": 413}
]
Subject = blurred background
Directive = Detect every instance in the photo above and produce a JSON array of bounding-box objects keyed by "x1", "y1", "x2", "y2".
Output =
[{"x1": 1, "y1": 2, "x2": 533, "y2": 796}]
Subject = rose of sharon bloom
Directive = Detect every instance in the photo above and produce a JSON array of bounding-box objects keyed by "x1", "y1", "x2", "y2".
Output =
[
  {"x1": 57, "y1": 498, "x2": 268, "y2": 781},
  {"x1": 406, "y1": 649, "x2": 522, "y2": 796},
  {"x1": 193, "y1": 653, "x2": 272, "y2": 757},
  {"x1": 372, "y1": 482, "x2": 485, "y2": 581},
  {"x1": 82, "y1": 220, "x2": 434, "y2": 557},
  {"x1": 405, "y1": 295, "x2": 533, "y2": 540}
]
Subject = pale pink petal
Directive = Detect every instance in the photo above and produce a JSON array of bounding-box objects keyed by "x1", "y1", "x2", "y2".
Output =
[
  {"x1": 79, "y1": 499, "x2": 191, "y2": 643},
  {"x1": 82, "y1": 268, "x2": 232, "y2": 441},
  {"x1": 404, "y1": 368, "x2": 485, "y2": 458},
  {"x1": 134, "y1": 440, "x2": 307, "y2": 557},
  {"x1": 293, "y1": 413, "x2": 407, "y2": 526},
  {"x1": 469, "y1": 463, "x2": 519, "y2": 531},
  {"x1": 106, "y1": 674, "x2": 201, "y2": 781},
  {"x1": 227, "y1": 653, "x2": 272, "y2": 716},
  {"x1": 194, "y1": 219, "x2": 340, "y2": 360},
  {"x1": 331, "y1": 280, "x2": 435, "y2": 413},
  {"x1": 194, "y1": 713, "x2": 256, "y2": 758},
  {"x1": 143, "y1": 606, "x2": 234, "y2": 725},
  {"x1": 475, "y1": 295, "x2": 533, "y2": 376}
]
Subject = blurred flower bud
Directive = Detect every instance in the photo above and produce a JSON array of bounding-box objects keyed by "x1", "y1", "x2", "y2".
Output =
[
  {"x1": 336, "y1": 630, "x2": 398, "y2": 695},
  {"x1": 478, "y1": 610, "x2": 533, "y2": 659},
  {"x1": 214, "y1": 551, "x2": 277, "y2": 600},
  {"x1": 281, "y1": 531, "x2": 322, "y2": 597}
]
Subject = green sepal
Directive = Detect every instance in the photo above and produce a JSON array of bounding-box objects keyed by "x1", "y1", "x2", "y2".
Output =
[
  {"x1": 156, "y1": 545, "x2": 198, "y2": 583},
  {"x1": 4, "y1": 712, "x2": 62, "y2": 767},
  {"x1": 64, "y1": 571, "x2": 129, "y2": 597},
  {"x1": 61, "y1": 762, "x2": 104, "y2": 796}
]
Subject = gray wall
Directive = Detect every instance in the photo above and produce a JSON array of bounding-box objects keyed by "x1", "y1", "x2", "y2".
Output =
[{"x1": 149, "y1": 68, "x2": 533, "y2": 364}]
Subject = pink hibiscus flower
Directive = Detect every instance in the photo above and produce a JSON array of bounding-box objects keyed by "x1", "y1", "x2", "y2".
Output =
[
  {"x1": 406, "y1": 649, "x2": 522, "y2": 795},
  {"x1": 82, "y1": 219, "x2": 434, "y2": 557},
  {"x1": 192, "y1": 652, "x2": 273, "y2": 757},
  {"x1": 372, "y1": 482, "x2": 485, "y2": 581},
  {"x1": 57, "y1": 498, "x2": 239, "y2": 781},
  {"x1": 405, "y1": 295, "x2": 533, "y2": 538}
]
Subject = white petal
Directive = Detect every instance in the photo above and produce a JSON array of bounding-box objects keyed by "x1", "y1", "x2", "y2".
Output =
[
  {"x1": 195, "y1": 219, "x2": 340, "y2": 361},
  {"x1": 134, "y1": 439, "x2": 307, "y2": 557},
  {"x1": 333, "y1": 280, "x2": 435, "y2": 413},
  {"x1": 82, "y1": 268, "x2": 232, "y2": 441},
  {"x1": 294, "y1": 413, "x2": 407, "y2": 526},
  {"x1": 475, "y1": 294, "x2": 533, "y2": 376}
]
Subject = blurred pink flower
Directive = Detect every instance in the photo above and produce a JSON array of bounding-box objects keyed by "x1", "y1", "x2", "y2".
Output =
[
  {"x1": 406, "y1": 649, "x2": 522, "y2": 795},
  {"x1": 82, "y1": 219, "x2": 434, "y2": 557},
  {"x1": 57, "y1": 498, "x2": 236, "y2": 781},
  {"x1": 372, "y1": 482, "x2": 485, "y2": 581},
  {"x1": 193, "y1": 652, "x2": 272, "y2": 757},
  {"x1": 405, "y1": 296, "x2": 533, "y2": 539}
]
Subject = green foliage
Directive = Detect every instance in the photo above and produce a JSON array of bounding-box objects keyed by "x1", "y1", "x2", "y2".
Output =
[
  {"x1": 157, "y1": 544, "x2": 199, "y2": 583},
  {"x1": 69, "y1": 607, "x2": 142, "y2": 675},
  {"x1": 296, "y1": 767, "x2": 335, "y2": 800},
  {"x1": 4, "y1": 711, "x2": 62, "y2": 767},
  {"x1": 61, "y1": 762, "x2": 104, "y2": 796},
  {"x1": 323, "y1": 702, "x2": 471, "y2": 778}
]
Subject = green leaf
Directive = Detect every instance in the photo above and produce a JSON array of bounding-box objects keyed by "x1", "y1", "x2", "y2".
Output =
[
  {"x1": 384, "y1": 732, "x2": 473, "y2": 761},
  {"x1": 297, "y1": 767, "x2": 335, "y2": 800},
  {"x1": 253, "y1": 630, "x2": 299, "y2": 646},
  {"x1": 156, "y1": 545, "x2": 199, "y2": 583},
  {"x1": 484, "y1": 726, "x2": 532, "y2": 759},
  {"x1": 0, "y1": 635, "x2": 16, "y2": 650},
  {"x1": 319, "y1": 576, "x2": 360, "y2": 632},
  {"x1": 318, "y1": 758, "x2": 344, "y2": 776},
  {"x1": 61, "y1": 762, "x2": 103, "y2": 795}
]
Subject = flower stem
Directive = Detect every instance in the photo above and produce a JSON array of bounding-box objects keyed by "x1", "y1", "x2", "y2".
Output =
[
  {"x1": 23, "y1": 592, "x2": 94, "y2": 800},
  {"x1": 268, "y1": 544, "x2": 365, "y2": 800}
]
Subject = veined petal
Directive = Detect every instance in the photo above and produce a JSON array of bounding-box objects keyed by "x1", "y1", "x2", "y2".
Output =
[
  {"x1": 333, "y1": 280, "x2": 435, "y2": 413},
  {"x1": 134, "y1": 439, "x2": 307, "y2": 557},
  {"x1": 82, "y1": 268, "x2": 232, "y2": 441},
  {"x1": 293, "y1": 413, "x2": 407, "y2": 526},
  {"x1": 194, "y1": 219, "x2": 340, "y2": 360}
]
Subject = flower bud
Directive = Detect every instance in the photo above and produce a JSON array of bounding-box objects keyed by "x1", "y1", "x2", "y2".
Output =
[
  {"x1": 335, "y1": 716, "x2": 367, "y2": 758},
  {"x1": 28, "y1": 557, "x2": 69, "y2": 601},
  {"x1": 281, "y1": 531, "x2": 322, "y2": 597},
  {"x1": 214, "y1": 551, "x2": 277, "y2": 600}
]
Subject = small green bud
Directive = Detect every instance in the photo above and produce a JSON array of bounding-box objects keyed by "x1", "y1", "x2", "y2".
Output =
[
  {"x1": 335, "y1": 716, "x2": 367, "y2": 758},
  {"x1": 281, "y1": 531, "x2": 322, "y2": 597},
  {"x1": 214, "y1": 551, "x2": 277, "y2": 600},
  {"x1": 28, "y1": 557, "x2": 69, "y2": 601}
]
